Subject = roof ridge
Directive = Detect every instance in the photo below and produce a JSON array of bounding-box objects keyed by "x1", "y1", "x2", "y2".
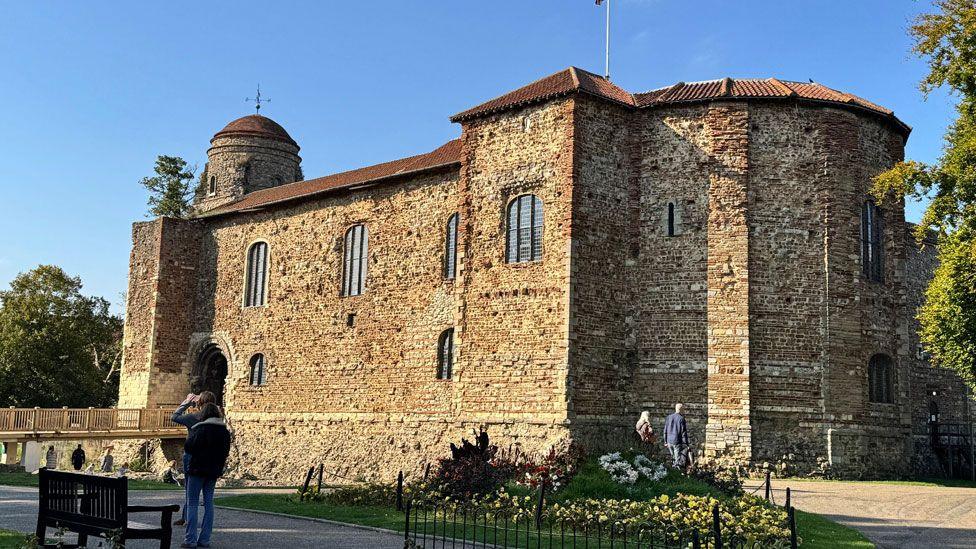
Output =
[
  {"x1": 568, "y1": 66, "x2": 582, "y2": 88},
  {"x1": 767, "y1": 77, "x2": 796, "y2": 97},
  {"x1": 720, "y1": 77, "x2": 732, "y2": 97}
]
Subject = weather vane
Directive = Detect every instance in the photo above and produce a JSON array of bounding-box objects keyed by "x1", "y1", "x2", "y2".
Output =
[{"x1": 246, "y1": 85, "x2": 270, "y2": 114}]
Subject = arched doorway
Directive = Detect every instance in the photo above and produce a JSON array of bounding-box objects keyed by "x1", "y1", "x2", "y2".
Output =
[{"x1": 196, "y1": 344, "x2": 228, "y2": 405}]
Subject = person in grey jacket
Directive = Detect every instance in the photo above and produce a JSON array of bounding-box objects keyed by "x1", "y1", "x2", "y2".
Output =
[{"x1": 663, "y1": 403, "x2": 690, "y2": 468}]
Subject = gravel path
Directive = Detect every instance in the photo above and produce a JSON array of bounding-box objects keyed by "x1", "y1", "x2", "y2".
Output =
[
  {"x1": 744, "y1": 479, "x2": 976, "y2": 548},
  {"x1": 0, "y1": 485, "x2": 404, "y2": 548}
]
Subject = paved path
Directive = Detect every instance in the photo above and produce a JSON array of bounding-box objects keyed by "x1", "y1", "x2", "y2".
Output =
[
  {"x1": 744, "y1": 479, "x2": 976, "y2": 548},
  {"x1": 0, "y1": 485, "x2": 404, "y2": 548}
]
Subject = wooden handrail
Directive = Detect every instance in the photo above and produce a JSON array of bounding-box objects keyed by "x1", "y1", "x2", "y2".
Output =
[{"x1": 0, "y1": 407, "x2": 182, "y2": 437}]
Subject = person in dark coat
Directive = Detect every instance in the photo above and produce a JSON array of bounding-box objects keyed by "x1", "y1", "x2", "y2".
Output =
[
  {"x1": 181, "y1": 403, "x2": 230, "y2": 549},
  {"x1": 172, "y1": 391, "x2": 216, "y2": 526},
  {"x1": 71, "y1": 444, "x2": 85, "y2": 471},
  {"x1": 70, "y1": 444, "x2": 86, "y2": 471},
  {"x1": 663, "y1": 403, "x2": 690, "y2": 469}
]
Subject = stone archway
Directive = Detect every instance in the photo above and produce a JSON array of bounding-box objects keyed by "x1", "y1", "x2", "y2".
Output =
[{"x1": 195, "y1": 344, "x2": 228, "y2": 405}]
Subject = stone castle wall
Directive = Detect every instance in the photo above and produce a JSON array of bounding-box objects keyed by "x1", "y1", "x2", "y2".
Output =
[{"x1": 119, "y1": 94, "x2": 974, "y2": 481}]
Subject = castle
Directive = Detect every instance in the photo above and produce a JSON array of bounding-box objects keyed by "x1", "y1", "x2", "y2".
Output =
[{"x1": 118, "y1": 66, "x2": 973, "y2": 481}]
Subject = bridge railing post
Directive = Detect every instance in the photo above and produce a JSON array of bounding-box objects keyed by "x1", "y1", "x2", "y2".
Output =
[{"x1": 61, "y1": 407, "x2": 68, "y2": 431}]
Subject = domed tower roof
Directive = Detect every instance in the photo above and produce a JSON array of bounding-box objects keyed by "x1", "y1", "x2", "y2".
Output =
[{"x1": 212, "y1": 114, "x2": 298, "y2": 147}]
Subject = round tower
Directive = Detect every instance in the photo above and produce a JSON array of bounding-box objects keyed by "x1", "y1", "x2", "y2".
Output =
[{"x1": 195, "y1": 114, "x2": 302, "y2": 214}]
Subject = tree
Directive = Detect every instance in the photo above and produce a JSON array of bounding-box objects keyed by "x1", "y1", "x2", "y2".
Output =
[
  {"x1": 140, "y1": 155, "x2": 196, "y2": 218},
  {"x1": 872, "y1": 0, "x2": 976, "y2": 387},
  {"x1": 0, "y1": 266, "x2": 123, "y2": 407}
]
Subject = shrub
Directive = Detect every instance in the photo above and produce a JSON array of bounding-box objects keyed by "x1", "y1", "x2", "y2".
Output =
[
  {"x1": 687, "y1": 461, "x2": 744, "y2": 496},
  {"x1": 598, "y1": 452, "x2": 668, "y2": 485},
  {"x1": 513, "y1": 442, "x2": 585, "y2": 492},
  {"x1": 432, "y1": 431, "x2": 502, "y2": 498}
]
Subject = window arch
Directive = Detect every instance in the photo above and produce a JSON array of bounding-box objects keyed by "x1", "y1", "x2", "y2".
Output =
[
  {"x1": 342, "y1": 224, "x2": 368, "y2": 296},
  {"x1": 244, "y1": 241, "x2": 269, "y2": 307},
  {"x1": 928, "y1": 400, "x2": 940, "y2": 423},
  {"x1": 437, "y1": 328, "x2": 454, "y2": 380},
  {"x1": 506, "y1": 194, "x2": 543, "y2": 263},
  {"x1": 249, "y1": 354, "x2": 267, "y2": 386},
  {"x1": 208, "y1": 175, "x2": 217, "y2": 195},
  {"x1": 861, "y1": 200, "x2": 884, "y2": 281},
  {"x1": 444, "y1": 213, "x2": 459, "y2": 279},
  {"x1": 868, "y1": 354, "x2": 894, "y2": 403}
]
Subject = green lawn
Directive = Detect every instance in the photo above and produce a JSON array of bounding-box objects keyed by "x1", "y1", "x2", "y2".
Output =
[
  {"x1": 0, "y1": 470, "x2": 180, "y2": 490},
  {"x1": 216, "y1": 461, "x2": 872, "y2": 548},
  {"x1": 0, "y1": 529, "x2": 29, "y2": 549},
  {"x1": 795, "y1": 510, "x2": 874, "y2": 548}
]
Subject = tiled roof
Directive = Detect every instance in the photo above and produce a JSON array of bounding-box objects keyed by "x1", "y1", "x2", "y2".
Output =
[
  {"x1": 203, "y1": 138, "x2": 461, "y2": 217},
  {"x1": 453, "y1": 68, "x2": 908, "y2": 135},
  {"x1": 213, "y1": 114, "x2": 298, "y2": 147},
  {"x1": 450, "y1": 67, "x2": 634, "y2": 122}
]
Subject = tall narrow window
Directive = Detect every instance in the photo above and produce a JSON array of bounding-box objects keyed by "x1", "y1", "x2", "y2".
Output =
[
  {"x1": 861, "y1": 200, "x2": 884, "y2": 282},
  {"x1": 506, "y1": 194, "x2": 543, "y2": 263},
  {"x1": 244, "y1": 241, "x2": 269, "y2": 307},
  {"x1": 444, "y1": 213, "x2": 459, "y2": 279},
  {"x1": 437, "y1": 328, "x2": 454, "y2": 380},
  {"x1": 208, "y1": 175, "x2": 217, "y2": 195},
  {"x1": 868, "y1": 354, "x2": 894, "y2": 404},
  {"x1": 249, "y1": 354, "x2": 267, "y2": 386},
  {"x1": 342, "y1": 224, "x2": 368, "y2": 296},
  {"x1": 667, "y1": 202, "x2": 676, "y2": 237}
]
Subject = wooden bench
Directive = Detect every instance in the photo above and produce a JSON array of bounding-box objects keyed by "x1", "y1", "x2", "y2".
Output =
[{"x1": 36, "y1": 468, "x2": 179, "y2": 548}]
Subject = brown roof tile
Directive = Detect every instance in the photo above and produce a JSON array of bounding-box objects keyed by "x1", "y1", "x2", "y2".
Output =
[
  {"x1": 450, "y1": 67, "x2": 634, "y2": 122},
  {"x1": 203, "y1": 138, "x2": 461, "y2": 217},
  {"x1": 213, "y1": 114, "x2": 298, "y2": 147}
]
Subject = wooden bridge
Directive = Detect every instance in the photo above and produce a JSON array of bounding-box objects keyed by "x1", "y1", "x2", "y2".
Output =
[{"x1": 0, "y1": 407, "x2": 185, "y2": 442}]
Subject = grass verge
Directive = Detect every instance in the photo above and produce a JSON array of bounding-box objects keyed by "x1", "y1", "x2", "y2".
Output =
[
  {"x1": 0, "y1": 470, "x2": 180, "y2": 490},
  {"x1": 0, "y1": 529, "x2": 28, "y2": 549},
  {"x1": 780, "y1": 476, "x2": 976, "y2": 489},
  {"x1": 795, "y1": 510, "x2": 874, "y2": 548}
]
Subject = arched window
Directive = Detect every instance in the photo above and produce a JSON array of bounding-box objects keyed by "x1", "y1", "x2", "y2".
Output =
[
  {"x1": 244, "y1": 241, "x2": 269, "y2": 307},
  {"x1": 437, "y1": 328, "x2": 454, "y2": 380},
  {"x1": 861, "y1": 200, "x2": 884, "y2": 282},
  {"x1": 868, "y1": 354, "x2": 894, "y2": 403},
  {"x1": 208, "y1": 175, "x2": 217, "y2": 195},
  {"x1": 506, "y1": 194, "x2": 543, "y2": 263},
  {"x1": 342, "y1": 224, "x2": 368, "y2": 296},
  {"x1": 667, "y1": 202, "x2": 676, "y2": 237},
  {"x1": 249, "y1": 353, "x2": 267, "y2": 386},
  {"x1": 444, "y1": 213, "x2": 459, "y2": 280}
]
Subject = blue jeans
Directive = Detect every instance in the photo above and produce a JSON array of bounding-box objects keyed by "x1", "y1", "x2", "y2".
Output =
[
  {"x1": 184, "y1": 475, "x2": 217, "y2": 546},
  {"x1": 181, "y1": 453, "x2": 191, "y2": 521},
  {"x1": 669, "y1": 444, "x2": 688, "y2": 467}
]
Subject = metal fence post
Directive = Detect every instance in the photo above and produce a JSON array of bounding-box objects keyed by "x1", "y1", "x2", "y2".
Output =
[
  {"x1": 403, "y1": 501, "x2": 411, "y2": 549},
  {"x1": 785, "y1": 486, "x2": 791, "y2": 509},
  {"x1": 396, "y1": 471, "x2": 404, "y2": 512},
  {"x1": 301, "y1": 466, "x2": 314, "y2": 494},
  {"x1": 316, "y1": 463, "x2": 324, "y2": 492},
  {"x1": 535, "y1": 481, "x2": 546, "y2": 530},
  {"x1": 788, "y1": 505, "x2": 797, "y2": 549},
  {"x1": 712, "y1": 504, "x2": 723, "y2": 549},
  {"x1": 764, "y1": 470, "x2": 771, "y2": 501}
]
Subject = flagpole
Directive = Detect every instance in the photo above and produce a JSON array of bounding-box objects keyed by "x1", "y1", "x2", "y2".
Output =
[{"x1": 605, "y1": 0, "x2": 611, "y2": 80}]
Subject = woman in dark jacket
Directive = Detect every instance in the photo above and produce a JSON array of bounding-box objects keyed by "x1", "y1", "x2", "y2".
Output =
[{"x1": 181, "y1": 403, "x2": 231, "y2": 549}]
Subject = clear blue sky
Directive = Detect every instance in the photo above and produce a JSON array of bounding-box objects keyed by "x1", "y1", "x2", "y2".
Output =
[{"x1": 0, "y1": 1, "x2": 957, "y2": 312}]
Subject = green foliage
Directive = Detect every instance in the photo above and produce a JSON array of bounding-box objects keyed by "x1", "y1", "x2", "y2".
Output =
[
  {"x1": 140, "y1": 155, "x2": 196, "y2": 218},
  {"x1": 872, "y1": 0, "x2": 976, "y2": 386},
  {"x1": 0, "y1": 266, "x2": 122, "y2": 407}
]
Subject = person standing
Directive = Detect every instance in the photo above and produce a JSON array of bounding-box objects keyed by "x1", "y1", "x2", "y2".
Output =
[
  {"x1": 181, "y1": 403, "x2": 230, "y2": 549},
  {"x1": 70, "y1": 444, "x2": 86, "y2": 471},
  {"x1": 663, "y1": 403, "x2": 690, "y2": 469},
  {"x1": 100, "y1": 446, "x2": 114, "y2": 473},
  {"x1": 172, "y1": 391, "x2": 217, "y2": 526},
  {"x1": 635, "y1": 411, "x2": 656, "y2": 443},
  {"x1": 45, "y1": 446, "x2": 57, "y2": 469}
]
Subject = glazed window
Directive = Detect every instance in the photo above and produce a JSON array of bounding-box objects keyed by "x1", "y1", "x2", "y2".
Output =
[
  {"x1": 244, "y1": 241, "x2": 269, "y2": 307},
  {"x1": 506, "y1": 194, "x2": 543, "y2": 263},
  {"x1": 444, "y1": 213, "x2": 459, "y2": 280},
  {"x1": 861, "y1": 200, "x2": 884, "y2": 282},
  {"x1": 208, "y1": 175, "x2": 217, "y2": 195},
  {"x1": 249, "y1": 353, "x2": 267, "y2": 386},
  {"x1": 437, "y1": 328, "x2": 454, "y2": 380},
  {"x1": 342, "y1": 224, "x2": 368, "y2": 296},
  {"x1": 868, "y1": 354, "x2": 894, "y2": 404},
  {"x1": 667, "y1": 202, "x2": 677, "y2": 237}
]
